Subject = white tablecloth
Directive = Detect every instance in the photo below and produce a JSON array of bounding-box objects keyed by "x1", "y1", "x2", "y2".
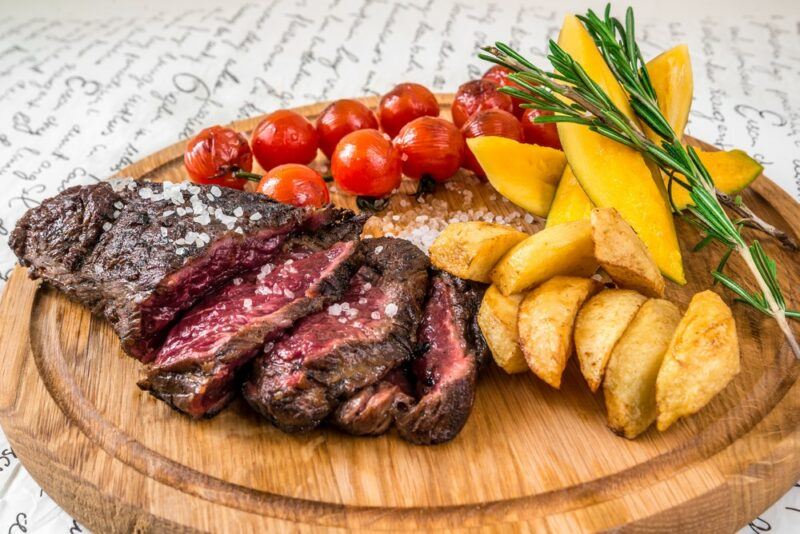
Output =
[{"x1": 0, "y1": 1, "x2": 798, "y2": 531}]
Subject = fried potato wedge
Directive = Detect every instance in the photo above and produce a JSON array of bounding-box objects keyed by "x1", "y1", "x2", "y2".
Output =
[
  {"x1": 656, "y1": 291, "x2": 740, "y2": 431},
  {"x1": 430, "y1": 222, "x2": 528, "y2": 283},
  {"x1": 478, "y1": 285, "x2": 528, "y2": 374},
  {"x1": 591, "y1": 207, "x2": 665, "y2": 298},
  {"x1": 603, "y1": 299, "x2": 681, "y2": 438},
  {"x1": 492, "y1": 219, "x2": 598, "y2": 295},
  {"x1": 574, "y1": 289, "x2": 647, "y2": 392},
  {"x1": 518, "y1": 276, "x2": 600, "y2": 388}
]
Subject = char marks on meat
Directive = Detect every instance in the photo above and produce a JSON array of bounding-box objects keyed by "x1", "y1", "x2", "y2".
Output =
[
  {"x1": 394, "y1": 272, "x2": 488, "y2": 444},
  {"x1": 10, "y1": 179, "x2": 350, "y2": 361},
  {"x1": 243, "y1": 238, "x2": 429, "y2": 432}
]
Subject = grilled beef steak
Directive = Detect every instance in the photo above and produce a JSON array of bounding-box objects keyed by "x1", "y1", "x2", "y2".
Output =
[
  {"x1": 243, "y1": 237, "x2": 429, "y2": 432},
  {"x1": 10, "y1": 179, "x2": 347, "y2": 361},
  {"x1": 138, "y1": 234, "x2": 363, "y2": 418},
  {"x1": 394, "y1": 272, "x2": 488, "y2": 444},
  {"x1": 329, "y1": 368, "x2": 414, "y2": 436}
]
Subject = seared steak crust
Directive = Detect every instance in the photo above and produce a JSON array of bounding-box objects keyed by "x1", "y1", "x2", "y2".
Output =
[
  {"x1": 395, "y1": 272, "x2": 488, "y2": 444},
  {"x1": 329, "y1": 368, "x2": 414, "y2": 436},
  {"x1": 243, "y1": 238, "x2": 429, "y2": 432},
  {"x1": 10, "y1": 179, "x2": 349, "y2": 361}
]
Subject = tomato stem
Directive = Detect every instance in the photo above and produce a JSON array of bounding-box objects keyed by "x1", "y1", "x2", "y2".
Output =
[{"x1": 232, "y1": 170, "x2": 262, "y2": 182}]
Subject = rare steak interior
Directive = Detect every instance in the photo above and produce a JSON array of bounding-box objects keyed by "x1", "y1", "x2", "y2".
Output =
[
  {"x1": 242, "y1": 237, "x2": 430, "y2": 432},
  {"x1": 11, "y1": 180, "x2": 488, "y2": 444}
]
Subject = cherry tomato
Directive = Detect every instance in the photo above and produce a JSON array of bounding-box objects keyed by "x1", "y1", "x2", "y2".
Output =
[
  {"x1": 393, "y1": 116, "x2": 465, "y2": 182},
  {"x1": 378, "y1": 83, "x2": 440, "y2": 138},
  {"x1": 256, "y1": 164, "x2": 330, "y2": 208},
  {"x1": 251, "y1": 110, "x2": 319, "y2": 171},
  {"x1": 521, "y1": 108, "x2": 562, "y2": 150},
  {"x1": 451, "y1": 79, "x2": 513, "y2": 128},
  {"x1": 316, "y1": 99, "x2": 379, "y2": 160},
  {"x1": 331, "y1": 129, "x2": 402, "y2": 198},
  {"x1": 184, "y1": 125, "x2": 254, "y2": 190},
  {"x1": 482, "y1": 65, "x2": 526, "y2": 118},
  {"x1": 461, "y1": 109, "x2": 524, "y2": 179}
]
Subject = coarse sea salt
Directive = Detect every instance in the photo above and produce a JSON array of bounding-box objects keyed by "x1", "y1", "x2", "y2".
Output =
[
  {"x1": 370, "y1": 311, "x2": 381, "y2": 320},
  {"x1": 250, "y1": 212, "x2": 262, "y2": 221},
  {"x1": 328, "y1": 303, "x2": 342, "y2": 316},
  {"x1": 211, "y1": 186, "x2": 222, "y2": 197},
  {"x1": 102, "y1": 222, "x2": 112, "y2": 231},
  {"x1": 243, "y1": 298, "x2": 253, "y2": 310},
  {"x1": 384, "y1": 303, "x2": 398, "y2": 318}
]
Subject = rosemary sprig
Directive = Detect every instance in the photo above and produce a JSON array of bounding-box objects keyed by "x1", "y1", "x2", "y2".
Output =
[{"x1": 479, "y1": 5, "x2": 800, "y2": 358}]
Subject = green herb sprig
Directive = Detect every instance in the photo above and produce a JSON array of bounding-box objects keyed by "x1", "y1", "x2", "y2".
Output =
[{"x1": 479, "y1": 5, "x2": 800, "y2": 358}]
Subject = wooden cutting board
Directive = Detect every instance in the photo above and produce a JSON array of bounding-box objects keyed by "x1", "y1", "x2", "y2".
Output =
[{"x1": 1, "y1": 96, "x2": 799, "y2": 533}]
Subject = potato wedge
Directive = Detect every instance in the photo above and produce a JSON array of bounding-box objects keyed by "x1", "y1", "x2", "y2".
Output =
[
  {"x1": 603, "y1": 299, "x2": 681, "y2": 438},
  {"x1": 656, "y1": 291, "x2": 740, "y2": 431},
  {"x1": 518, "y1": 276, "x2": 600, "y2": 388},
  {"x1": 574, "y1": 289, "x2": 647, "y2": 392},
  {"x1": 492, "y1": 219, "x2": 598, "y2": 296},
  {"x1": 591, "y1": 207, "x2": 665, "y2": 298},
  {"x1": 478, "y1": 285, "x2": 528, "y2": 374},
  {"x1": 430, "y1": 222, "x2": 528, "y2": 283}
]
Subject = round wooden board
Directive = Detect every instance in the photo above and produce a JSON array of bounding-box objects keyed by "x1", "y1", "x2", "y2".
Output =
[{"x1": 1, "y1": 96, "x2": 799, "y2": 533}]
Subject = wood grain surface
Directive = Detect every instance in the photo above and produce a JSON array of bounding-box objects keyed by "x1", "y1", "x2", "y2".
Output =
[{"x1": 1, "y1": 96, "x2": 799, "y2": 533}]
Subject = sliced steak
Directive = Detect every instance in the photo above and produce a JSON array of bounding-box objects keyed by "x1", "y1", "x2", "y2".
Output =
[
  {"x1": 10, "y1": 179, "x2": 351, "y2": 361},
  {"x1": 395, "y1": 272, "x2": 488, "y2": 445},
  {"x1": 137, "y1": 215, "x2": 365, "y2": 418},
  {"x1": 329, "y1": 368, "x2": 414, "y2": 436},
  {"x1": 243, "y1": 238, "x2": 429, "y2": 432}
]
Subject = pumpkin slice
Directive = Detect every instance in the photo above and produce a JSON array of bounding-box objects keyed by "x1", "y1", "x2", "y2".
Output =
[
  {"x1": 466, "y1": 136, "x2": 566, "y2": 217},
  {"x1": 546, "y1": 165, "x2": 593, "y2": 227},
  {"x1": 668, "y1": 150, "x2": 763, "y2": 210},
  {"x1": 556, "y1": 15, "x2": 685, "y2": 284},
  {"x1": 646, "y1": 44, "x2": 693, "y2": 141}
]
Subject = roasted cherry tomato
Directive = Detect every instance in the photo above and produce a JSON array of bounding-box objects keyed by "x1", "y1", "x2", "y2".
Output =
[
  {"x1": 393, "y1": 116, "x2": 465, "y2": 182},
  {"x1": 521, "y1": 108, "x2": 562, "y2": 150},
  {"x1": 451, "y1": 79, "x2": 513, "y2": 128},
  {"x1": 461, "y1": 109, "x2": 524, "y2": 178},
  {"x1": 256, "y1": 164, "x2": 330, "y2": 208},
  {"x1": 331, "y1": 129, "x2": 402, "y2": 198},
  {"x1": 378, "y1": 83, "x2": 440, "y2": 138},
  {"x1": 316, "y1": 99, "x2": 379, "y2": 159},
  {"x1": 184, "y1": 125, "x2": 254, "y2": 190},
  {"x1": 251, "y1": 110, "x2": 319, "y2": 171},
  {"x1": 482, "y1": 65, "x2": 526, "y2": 117}
]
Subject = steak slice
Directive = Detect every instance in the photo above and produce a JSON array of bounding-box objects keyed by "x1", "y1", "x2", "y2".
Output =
[
  {"x1": 10, "y1": 179, "x2": 350, "y2": 361},
  {"x1": 243, "y1": 237, "x2": 429, "y2": 432},
  {"x1": 395, "y1": 272, "x2": 488, "y2": 445},
  {"x1": 329, "y1": 368, "x2": 414, "y2": 436},
  {"x1": 137, "y1": 221, "x2": 365, "y2": 418}
]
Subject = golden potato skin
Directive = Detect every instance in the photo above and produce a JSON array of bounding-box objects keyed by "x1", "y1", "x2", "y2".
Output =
[
  {"x1": 603, "y1": 299, "x2": 681, "y2": 439},
  {"x1": 430, "y1": 222, "x2": 528, "y2": 283},
  {"x1": 478, "y1": 285, "x2": 528, "y2": 374},
  {"x1": 656, "y1": 290, "x2": 740, "y2": 431},
  {"x1": 491, "y1": 219, "x2": 598, "y2": 296},
  {"x1": 574, "y1": 289, "x2": 647, "y2": 392},
  {"x1": 591, "y1": 207, "x2": 665, "y2": 297},
  {"x1": 517, "y1": 276, "x2": 600, "y2": 388}
]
